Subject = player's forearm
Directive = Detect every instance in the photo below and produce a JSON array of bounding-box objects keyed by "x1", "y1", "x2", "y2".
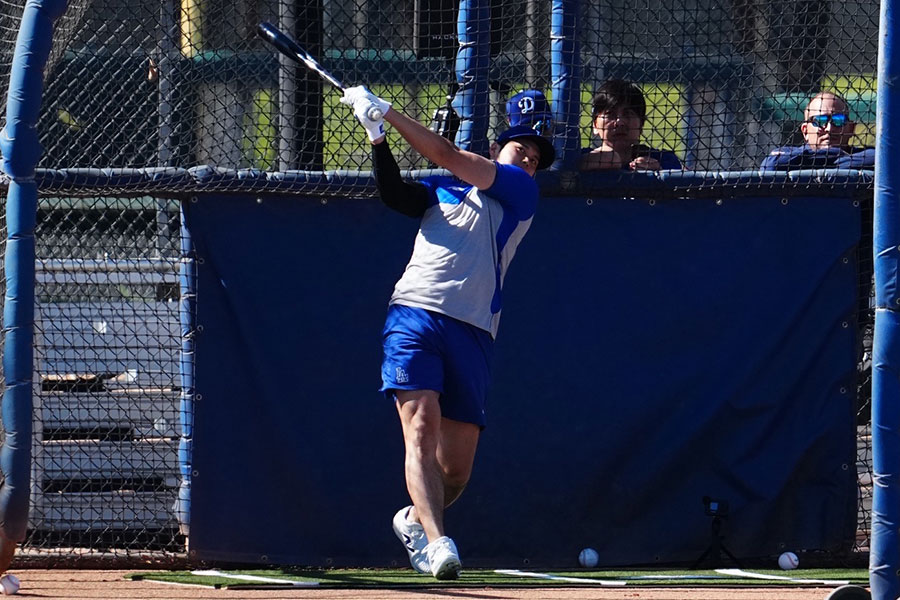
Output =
[
  {"x1": 384, "y1": 109, "x2": 458, "y2": 167},
  {"x1": 384, "y1": 109, "x2": 495, "y2": 190}
]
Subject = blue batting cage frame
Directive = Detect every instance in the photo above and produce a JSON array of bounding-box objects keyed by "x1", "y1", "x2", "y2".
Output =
[
  {"x1": 870, "y1": 0, "x2": 900, "y2": 597},
  {"x1": 0, "y1": 0, "x2": 68, "y2": 545},
  {"x1": 0, "y1": 0, "x2": 898, "y2": 590}
]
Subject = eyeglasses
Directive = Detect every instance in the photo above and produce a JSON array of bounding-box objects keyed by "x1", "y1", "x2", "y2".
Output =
[
  {"x1": 807, "y1": 113, "x2": 850, "y2": 128},
  {"x1": 596, "y1": 109, "x2": 642, "y2": 122}
]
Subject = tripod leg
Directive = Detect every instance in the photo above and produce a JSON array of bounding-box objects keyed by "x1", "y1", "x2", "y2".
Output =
[
  {"x1": 691, "y1": 547, "x2": 712, "y2": 570},
  {"x1": 720, "y1": 543, "x2": 742, "y2": 569}
]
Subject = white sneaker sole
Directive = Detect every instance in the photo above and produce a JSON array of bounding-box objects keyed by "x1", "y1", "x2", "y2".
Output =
[{"x1": 432, "y1": 555, "x2": 461, "y2": 580}]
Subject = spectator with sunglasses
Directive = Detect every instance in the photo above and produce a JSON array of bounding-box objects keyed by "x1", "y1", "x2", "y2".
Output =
[
  {"x1": 579, "y1": 79, "x2": 682, "y2": 171},
  {"x1": 760, "y1": 91, "x2": 874, "y2": 170}
]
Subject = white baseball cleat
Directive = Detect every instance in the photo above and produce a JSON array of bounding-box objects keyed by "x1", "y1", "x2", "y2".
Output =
[
  {"x1": 426, "y1": 536, "x2": 461, "y2": 580},
  {"x1": 392, "y1": 506, "x2": 430, "y2": 574}
]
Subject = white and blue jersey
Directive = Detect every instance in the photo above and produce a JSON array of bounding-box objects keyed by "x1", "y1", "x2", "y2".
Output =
[
  {"x1": 389, "y1": 162, "x2": 539, "y2": 339},
  {"x1": 373, "y1": 140, "x2": 540, "y2": 427}
]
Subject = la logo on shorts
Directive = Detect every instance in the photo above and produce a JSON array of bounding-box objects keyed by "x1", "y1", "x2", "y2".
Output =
[{"x1": 395, "y1": 366, "x2": 409, "y2": 384}]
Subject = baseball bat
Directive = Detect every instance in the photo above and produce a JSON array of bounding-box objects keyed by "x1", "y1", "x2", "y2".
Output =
[{"x1": 257, "y1": 22, "x2": 384, "y2": 121}]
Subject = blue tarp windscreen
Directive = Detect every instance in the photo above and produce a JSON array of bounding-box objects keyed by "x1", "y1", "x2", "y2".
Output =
[{"x1": 183, "y1": 191, "x2": 860, "y2": 567}]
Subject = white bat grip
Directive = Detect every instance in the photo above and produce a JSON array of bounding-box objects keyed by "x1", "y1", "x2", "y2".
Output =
[{"x1": 366, "y1": 105, "x2": 384, "y2": 121}]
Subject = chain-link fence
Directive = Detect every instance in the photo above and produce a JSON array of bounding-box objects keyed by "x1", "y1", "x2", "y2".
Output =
[
  {"x1": 26, "y1": 196, "x2": 182, "y2": 557},
  {"x1": 15, "y1": 0, "x2": 877, "y2": 182},
  {"x1": 0, "y1": 0, "x2": 880, "y2": 562}
]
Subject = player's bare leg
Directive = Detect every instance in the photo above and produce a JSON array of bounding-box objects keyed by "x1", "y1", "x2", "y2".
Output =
[
  {"x1": 396, "y1": 391, "x2": 481, "y2": 540},
  {"x1": 0, "y1": 535, "x2": 16, "y2": 576},
  {"x1": 436, "y1": 417, "x2": 480, "y2": 507},
  {"x1": 396, "y1": 390, "x2": 475, "y2": 579},
  {"x1": 396, "y1": 389, "x2": 446, "y2": 542}
]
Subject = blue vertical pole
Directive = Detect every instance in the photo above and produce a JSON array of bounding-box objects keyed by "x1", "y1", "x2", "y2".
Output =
[
  {"x1": 0, "y1": 0, "x2": 68, "y2": 543},
  {"x1": 550, "y1": 0, "x2": 581, "y2": 170},
  {"x1": 871, "y1": 0, "x2": 900, "y2": 597},
  {"x1": 451, "y1": 0, "x2": 489, "y2": 154},
  {"x1": 176, "y1": 204, "x2": 196, "y2": 536}
]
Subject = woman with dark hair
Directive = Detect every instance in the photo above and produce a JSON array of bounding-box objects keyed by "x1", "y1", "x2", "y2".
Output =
[{"x1": 579, "y1": 79, "x2": 682, "y2": 171}]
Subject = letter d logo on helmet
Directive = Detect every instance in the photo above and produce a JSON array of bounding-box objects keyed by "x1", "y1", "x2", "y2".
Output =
[
  {"x1": 506, "y1": 89, "x2": 553, "y2": 135},
  {"x1": 517, "y1": 96, "x2": 536, "y2": 114}
]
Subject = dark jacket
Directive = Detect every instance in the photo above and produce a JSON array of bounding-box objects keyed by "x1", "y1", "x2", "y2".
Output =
[{"x1": 760, "y1": 144, "x2": 875, "y2": 170}]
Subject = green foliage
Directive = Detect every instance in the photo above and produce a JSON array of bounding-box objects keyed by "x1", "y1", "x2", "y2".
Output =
[{"x1": 244, "y1": 88, "x2": 277, "y2": 170}]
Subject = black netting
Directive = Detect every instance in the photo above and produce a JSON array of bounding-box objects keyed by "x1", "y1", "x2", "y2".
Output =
[
  {"x1": 14, "y1": 0, "x2": 873, "y2": 184},
  {"x1": 0, "y1": 0, "x2": 878, "y2": 562},
  {"x1": 24, "y1": 196, "x2": 183, "y2": 558}
]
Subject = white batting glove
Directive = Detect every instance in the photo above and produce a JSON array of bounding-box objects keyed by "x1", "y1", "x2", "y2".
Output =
[
  {"x1": 341, "y1": 86, "x2": 391, "y2": 119},
  {"x1": 340, "y1": 85, "x2": 369, "y2": 106},
  {"x1": 340, "y1": 86, "x2": 391, "y2": 142},
  {"x1": 358, "y1": 110, "x2": 385, "y2": 142}
]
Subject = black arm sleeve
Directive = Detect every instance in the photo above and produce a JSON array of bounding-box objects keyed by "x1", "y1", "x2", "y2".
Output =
[{"x1": 372, "y1": 140, "x2": 429, "y2": 218}]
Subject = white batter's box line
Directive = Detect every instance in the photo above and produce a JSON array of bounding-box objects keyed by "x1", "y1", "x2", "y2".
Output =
[
  {"x1": 494, "y1": 569, "x2": 627, "y2": 586},
  {"x1": 190, "y1": 569, "x2": 320, "y2": 586},
  {"x1": 716, "y1": 568, "x2": 850, "y2": 586}
]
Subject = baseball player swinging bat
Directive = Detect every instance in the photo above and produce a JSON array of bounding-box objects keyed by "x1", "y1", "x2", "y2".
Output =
[{"x1": 257, "y1": 22, "x2": 384, "y2": 121}]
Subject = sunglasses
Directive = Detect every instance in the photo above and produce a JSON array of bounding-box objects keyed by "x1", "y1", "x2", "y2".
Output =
[{"x1": 807, "y1": 113, "x2": 850, "y2": 128}]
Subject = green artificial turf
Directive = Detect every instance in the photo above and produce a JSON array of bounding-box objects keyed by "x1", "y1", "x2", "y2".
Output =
[{"x1": 130, "y1": 567, "x2": 869, "y2": 589}]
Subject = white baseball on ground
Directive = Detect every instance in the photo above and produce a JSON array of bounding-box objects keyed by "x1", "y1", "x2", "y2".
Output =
[
  {"x1": 578, "y1": 547, "x2": 599, "y2": 568},
  {"x1": 778, "y1": 551, "x2": 799, "y2": 570},
  {"x1": 0, "y1": 573, "x2": 19, "y2": 595}
]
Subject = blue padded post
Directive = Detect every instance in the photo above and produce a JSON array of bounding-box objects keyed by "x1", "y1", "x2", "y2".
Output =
[
  {"x1": 550, "y1": 0, "x2": 582, "y2": 170},
  {"x1": 0, "y1": 0, "x2": 68, "y2": 543},
  {"x1": 175, "y1": 205, "x2": 196, "y2": 536},
  {"x1": 451, "y1": 0, "x2": 489, "y2": 154},
  {"x1": 871, "y1": 0, "x2": 900, "y2": 596}
]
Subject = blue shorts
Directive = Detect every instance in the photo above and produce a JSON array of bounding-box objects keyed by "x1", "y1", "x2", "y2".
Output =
[{"x1": 380, "y1": 304, "x2": 494, "y2": 428}]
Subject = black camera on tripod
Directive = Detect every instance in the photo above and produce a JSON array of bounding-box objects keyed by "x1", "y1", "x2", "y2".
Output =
[
  {"x1": 692, "y1": 496, "x2": 740, "y2": 569},
  {"x1": 703, "y1": 496, "x2": 729, "y2": 517}
]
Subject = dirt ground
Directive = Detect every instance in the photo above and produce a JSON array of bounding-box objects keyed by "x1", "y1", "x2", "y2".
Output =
[{"x1": 3, "y1": 569, "x2": 863, "y2": 600}]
